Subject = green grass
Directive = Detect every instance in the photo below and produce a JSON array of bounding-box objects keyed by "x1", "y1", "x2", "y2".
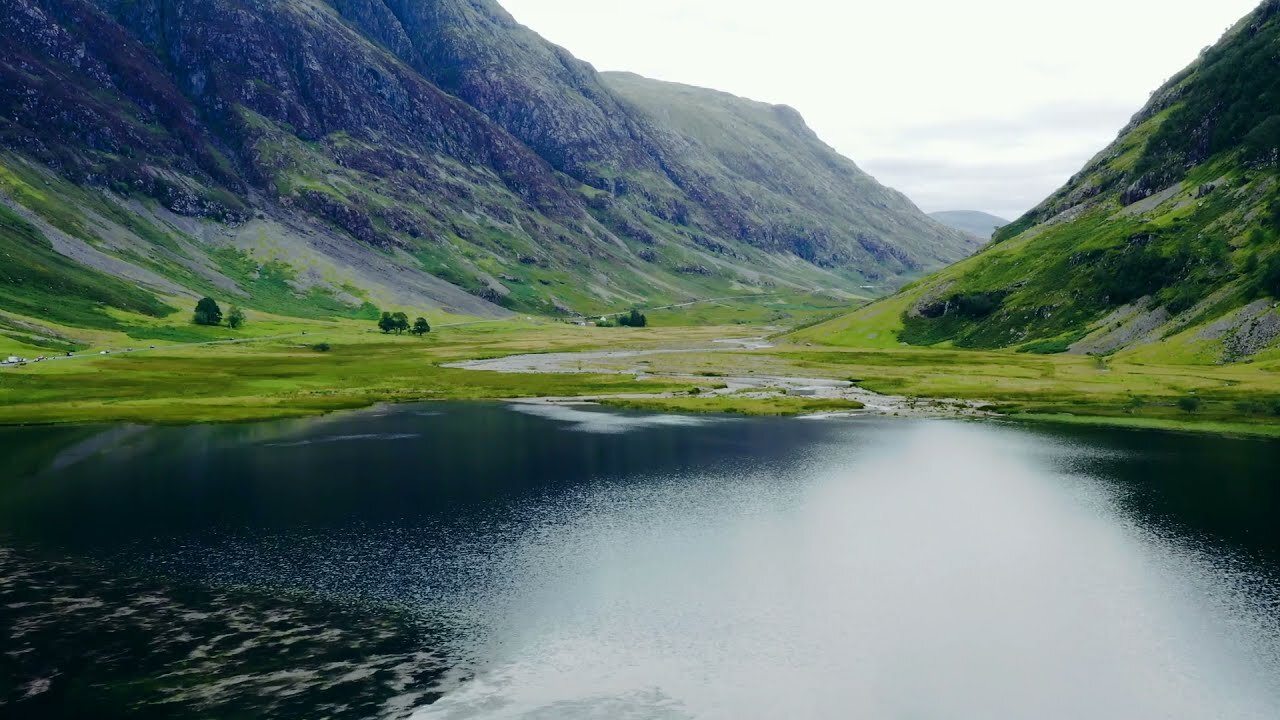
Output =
[
  {"x1": 767, "y1": 345, "x2": 1280, "y2": 435},
  {"x1": 1007, "y1": 413, "x2": 1280, "y2": 439},
  {"x1": 212, "y1": 249, "x2": 381, "y2": 320},
  {"x1": 0, "y1": 320, "x2": 727, "y2": 424},
  {"x1": 0, "y1": 203, "x2": 173, "y2": 330},
  {"x1": 643, "y1": 292, "x2": 854, "y2": 327},
  {"x1": 3, "y1": 293, "x2": 1280, "y2": 438}
]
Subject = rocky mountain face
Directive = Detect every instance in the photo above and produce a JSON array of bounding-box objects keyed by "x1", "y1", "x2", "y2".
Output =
[
  {"x1": 600, "y1": 73, "x2": 980, "y2": 272},
  {"x1": 928, "y1": 211, "x2": 1008, "y2": 240},
  {"x1": 0, "y1": 0, "x2": 973, "y2": 334},
  {"x1": 804, "y1": 0, "x2": 1280, "y2": 363}
]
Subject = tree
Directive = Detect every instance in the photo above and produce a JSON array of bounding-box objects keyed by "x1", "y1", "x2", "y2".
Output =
[
  {"x1": 1177, "y1": 395, "x2": 1202, "y2": 414},
  {"x1": 378, "y1": 311, "x2": 396, "y2": 333},
  {"x1": 412, "y1": 317, "x2": 431, "y2": 336},
  {"x1": 618, "y1": 309, "x2": 647, "y2": 327},
  {"x1": 227, "y1": 306, "x2": 246, "y2": 330},
  {"x1": 391, "y1": 311, "x2": 410, "y2": 334},
  {"x1": 193, "y1": 297, "x2": 222, "y2": 326}
]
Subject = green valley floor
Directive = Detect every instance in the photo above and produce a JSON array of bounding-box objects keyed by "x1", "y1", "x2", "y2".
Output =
[{"x1": 3, "y1": 302, "x2": 1280, "y2": 437}]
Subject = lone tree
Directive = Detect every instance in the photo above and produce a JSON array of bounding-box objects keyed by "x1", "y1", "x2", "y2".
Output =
[
  {"x1": 227, "y1": 306, "x2": 246, "y2": 330},
  {"x1": 1177, "y1": 395, "x2": 1203, "y2": 414},
  {"x1": 412, "y1": 317, "x2": 431, "y2": 336},
  {"x1": 193, "y1": 297, "x2": 223, "y2": 326}
]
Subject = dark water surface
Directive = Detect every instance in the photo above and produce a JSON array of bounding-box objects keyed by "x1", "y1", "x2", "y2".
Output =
[{"x1": 2, "y1": 403, "x2": 1279, "y2": 718}]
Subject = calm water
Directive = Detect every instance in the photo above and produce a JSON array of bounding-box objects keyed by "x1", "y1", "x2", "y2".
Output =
[{"x1": 2, "y1": 403, "x2": 1279, "y2": 719}]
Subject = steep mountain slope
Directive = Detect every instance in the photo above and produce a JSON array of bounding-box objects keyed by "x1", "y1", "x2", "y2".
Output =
[
  {"x1": 601, "y1": 73, "x2": 980, "y2": 275},
  {"x1": 801, "y1": 0, "x2": 1280, "y2": 363},
  {"x1": 929, "y1": 211, "x2": 1008, "y2": 239},
  {"x1": 0, "y1": 0, "x2": 972, "y2": 344}
]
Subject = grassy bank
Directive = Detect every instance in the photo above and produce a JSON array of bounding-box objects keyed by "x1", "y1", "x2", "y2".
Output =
[
  {"x1": 0, "y1": 318, "x2": 722, "y2": 425},
  {"x1": 5, "y1": 300, "x2": 1280, "y2": 437},
  {"x1": 771, "y1": 346, "x2": 1280, "y2": 436},
  {"x1": 556, "y1": 340, "x2": 1280, "y2": 436}
]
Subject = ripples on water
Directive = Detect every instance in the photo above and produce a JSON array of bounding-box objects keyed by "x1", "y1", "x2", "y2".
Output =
[{"x1": 1, "y1": 404, "x2": 1278, "y2": 719}]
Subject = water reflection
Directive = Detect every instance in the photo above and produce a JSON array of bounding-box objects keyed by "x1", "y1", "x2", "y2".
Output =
[{"x1": 0, "y1": 405, "x2": 1277, "y2": 718}]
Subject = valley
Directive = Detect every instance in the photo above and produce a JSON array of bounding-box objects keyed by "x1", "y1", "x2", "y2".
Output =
[
  {"x1": 5, "y1": 297, "x2": 1280, "y2": 438},
  {"x1": 6, "y1": 2, "x2": 1280, "y2": 717}
]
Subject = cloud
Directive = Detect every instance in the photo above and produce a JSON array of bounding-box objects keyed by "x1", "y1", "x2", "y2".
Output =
[
  {"x1": 499, "y1": 0, "x2": 1261, "y2": 216},
  {"x1": 849, "y1": 103, "x2": 1140, "y2": 217}
]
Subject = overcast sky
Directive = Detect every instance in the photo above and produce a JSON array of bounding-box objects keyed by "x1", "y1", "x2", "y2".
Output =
[{"x1": 499, "y1": 0, "x2": 1261, "y2": 219}]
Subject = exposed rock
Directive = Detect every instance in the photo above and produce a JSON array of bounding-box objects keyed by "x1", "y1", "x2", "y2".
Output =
[
  {"x1": 1069, "y1": 298, "x2": 1170, "y2": 355},
  {"x1": 1222, "y1": 302, "x2": 1280, "y2": 360}
]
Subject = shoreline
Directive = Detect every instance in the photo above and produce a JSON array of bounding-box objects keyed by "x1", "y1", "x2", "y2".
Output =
[{"x1": 2, "y1": 332, "x2": 1278, "y2": 438}]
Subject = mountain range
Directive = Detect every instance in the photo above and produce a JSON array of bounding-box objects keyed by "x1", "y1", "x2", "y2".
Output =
[
  {"x1": 0, "y1": 0, "x2": 976, "y2": 340},
  {"x1": 803, "y1": 0, "x2": 1280, "y2": 363},
  {"x1": 928, "y1": 211, "x2": 1008, "y2": 240}
]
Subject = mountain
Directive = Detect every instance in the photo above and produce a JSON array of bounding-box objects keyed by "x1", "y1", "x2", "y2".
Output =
[
  {"x1": 600, "y1": 73, "x2": 980, "y2": 272},
  {"x1": 800, "y1": 0, "x2": 1280, "y2": 362},
  {"x1": 928, "y1": 211, "x2": 1008, "y2": 239},
  {"x1": 0, "y1": 0, "x2": 973, "y2": 339}
]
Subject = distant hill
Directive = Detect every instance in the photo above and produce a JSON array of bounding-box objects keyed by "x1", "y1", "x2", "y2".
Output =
[
  {"x1": 799, "y1": 0, "x2": 1280, "y2": 363},
  {"x1": 928, "y1": 211, "x2": 1009, "y2": 239},
  {"x1": 603, "y1": 72, "x2": 981, "y2": 272}
]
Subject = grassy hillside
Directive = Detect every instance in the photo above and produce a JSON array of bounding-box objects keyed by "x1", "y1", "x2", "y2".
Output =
[
  {"x1": 602, "y1": 72, "x2": 980, "y2": 277},
  {"x1": 0, "y1": 0, "x2": 975, "y2": 335},
  {"x1": 800, "y1": 0, "x2": 1280, "y2": 364},
  {"x1": 0, "y1": 204, "x2": 172, "y2": 331}
]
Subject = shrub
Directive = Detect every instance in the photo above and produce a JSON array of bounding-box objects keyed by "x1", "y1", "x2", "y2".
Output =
[
  {"x1": 1261, "y1": 255, "x2": 1280, "y2": 298},
  {"x1": 312, "y1": 342, "x2": 331, "y2": 352}
]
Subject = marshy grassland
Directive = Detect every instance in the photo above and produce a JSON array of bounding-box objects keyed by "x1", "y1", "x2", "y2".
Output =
[
  {"x1": 3, "y1": 299, "x2": 1280, "y2": 436},
  {"x1": 0, "y1": 315, "x2": 716, "y2": 424}
]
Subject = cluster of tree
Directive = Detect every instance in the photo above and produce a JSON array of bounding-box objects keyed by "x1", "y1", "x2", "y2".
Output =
[
  {"x1": 193, "y1": 297, "x2": 246, "y2": 329},
  {"x1": 618, "y1": 309, "x2": 648, "y2": 327},
  {"x1": 599, "y1": 307, "x2": 650, "y2": 326},
  {"x1": 378, "y1": 311, "x2": 431, "y2": 336}
]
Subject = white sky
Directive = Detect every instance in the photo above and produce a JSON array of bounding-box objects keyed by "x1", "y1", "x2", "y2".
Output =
[{"x1": 499, "y1": 0, "x2": 1261, "y2": 219}]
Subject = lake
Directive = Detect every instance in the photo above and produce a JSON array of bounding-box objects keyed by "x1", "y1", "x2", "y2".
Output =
[{"x1": 2, "y1": 402, "x2": 1279, "y2": 719}]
